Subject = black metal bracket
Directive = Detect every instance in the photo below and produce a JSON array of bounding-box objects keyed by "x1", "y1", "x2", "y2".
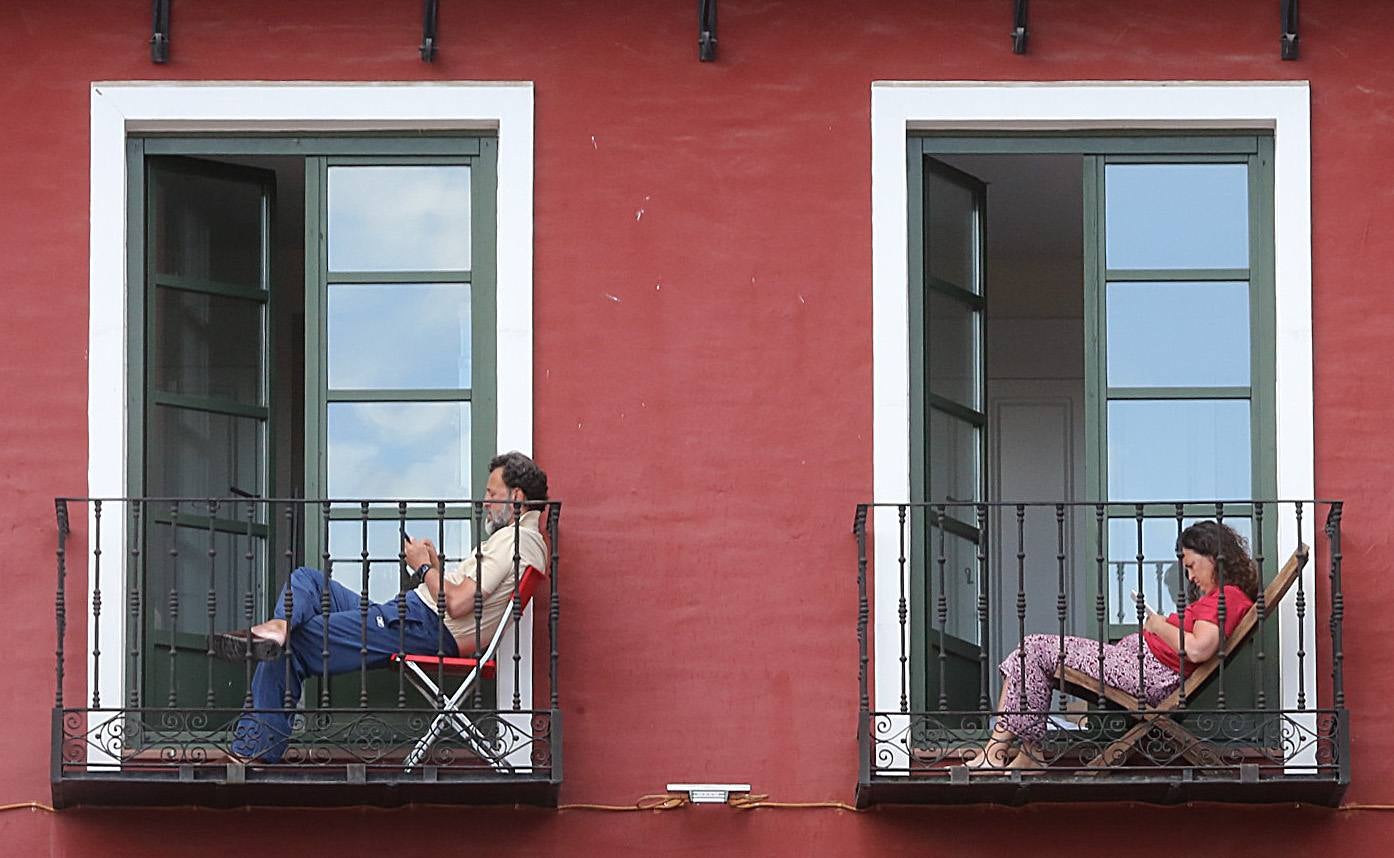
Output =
[
  {"x1": 421, "y1": 0, "x2": 440, "y2": 62},
  {"x1": 698, "y1": 0, "x2": 717, "y2": 62},
  {"x1": 1281, "y1": 0, "x2": 1299, "y2": 61},
  {"x1": 1012, "y1": 0, "x2": 1028, "y2": 54},
  {"x1": 150, "y1": 0, "x2": 170, "y2": 64}
]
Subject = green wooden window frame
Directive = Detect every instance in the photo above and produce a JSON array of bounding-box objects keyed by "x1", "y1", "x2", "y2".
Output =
[
  {"x1": 905, "y1": 133, "x2": 1278, "y2": 712},
  {"x1": 124, "y1": 135, "x2": 499, "y2": 702}
]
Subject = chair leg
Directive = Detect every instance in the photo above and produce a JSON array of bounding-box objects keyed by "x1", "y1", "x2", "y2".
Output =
[{"x1": 404, "y1": 712, "x2": 452, "y2": 771}]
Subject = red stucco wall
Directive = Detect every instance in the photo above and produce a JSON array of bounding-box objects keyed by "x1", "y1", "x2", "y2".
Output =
[{"x1": 3, "y1": 1, "x2": 1394, "y2": 854}]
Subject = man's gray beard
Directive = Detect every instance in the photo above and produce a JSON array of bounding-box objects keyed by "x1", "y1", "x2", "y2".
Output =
[{"x1": 482, "y1": 509, "x2": 510, "y2": 538}]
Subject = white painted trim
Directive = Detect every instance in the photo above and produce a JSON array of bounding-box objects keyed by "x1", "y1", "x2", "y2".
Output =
[
  {"x1": 870, "y1": 81, "x2": 1314, "y2": 770},
  {"x1": 87, "y1": 82, "x2": 537, "y2": 750}
]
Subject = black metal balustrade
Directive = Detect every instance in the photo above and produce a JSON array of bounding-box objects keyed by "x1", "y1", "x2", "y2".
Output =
[
  {"x1": 854, "y1": 499, "x2": 1348, "y2": 807},
  {"x1": 51, "y1": 496, "x2": 562, "y2": 808}
]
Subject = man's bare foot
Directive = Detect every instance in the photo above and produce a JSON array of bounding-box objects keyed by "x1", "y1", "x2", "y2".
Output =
[{"x1": 249, "y1": 619, "x2": 287, "y2": 646}]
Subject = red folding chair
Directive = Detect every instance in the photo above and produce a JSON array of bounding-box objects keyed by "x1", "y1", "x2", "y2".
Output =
[{"x1": 392, "y1": 564, "x2": 547, "y2": 771}]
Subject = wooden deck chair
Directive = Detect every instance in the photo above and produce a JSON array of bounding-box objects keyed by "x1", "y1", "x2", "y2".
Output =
[
  {"x1": 1055, "y1": 544, "x2": 1309, "y2": 768},
  {"x1": 392, "y1": 564, "x2": 547, "y2": 772}
]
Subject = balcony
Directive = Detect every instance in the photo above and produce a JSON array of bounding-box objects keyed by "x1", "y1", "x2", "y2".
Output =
[
  {"x1": 854, "y1": 499, "x2": 1348, "y2": 807},
  {"x1": 51, "y1": 496, "x2": 562, "y2": 808}
]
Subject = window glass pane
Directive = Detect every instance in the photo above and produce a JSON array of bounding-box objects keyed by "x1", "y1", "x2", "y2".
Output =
[
  {"x1": 1106, "y1": 517, "x2": 1252, "y2": 622},
  {"x1": 328, "y1": 166, "x2": 471, "y2": 272},
  {"x1": 328, "y1": 283, "x2": 470, "y2": 390},
  {"x1": 148, "y1": 524, "x2": 264, "y2": 635},
  {"x1": 153, "y1": 288, "x2": 263, "y2": 403},
  {"x1": 149, "y1": 405, "x2": 264, "y2": 498},
  {"x1": 1105, "y1": 163, "x2": 1248, "y2": 270},
  {"x1": 327, "y1": 518, "x2": 471, "y2": 605},
  {"x1": 926, "y1": 290, "x2": 980, "y2": 408},
  {"x1": 153, "y1": 168, "x2": 265, "y2": 287},
  {"x1": 928, "y1": 409, "x2": 980, "y2": 506},
  {"x1": 926, "y1": 529, "x2": 980, "y2": 645},
  {"x1": 1107, "y1": 400, "x2": 1251, "y2": 502},
  {"x1": 327, "y1": 402, "x2": 471, "y2": 499},
  {"x1": 1106, "y1": 281, "x2": 1250, "y2": 388},
  {"x1": 925, "y1": 169, "x2": 979, "y2": 293}
]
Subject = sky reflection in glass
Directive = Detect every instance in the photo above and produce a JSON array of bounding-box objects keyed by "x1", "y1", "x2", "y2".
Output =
[
  {"x1": 327, "y1": 402, "x2": 471, "y2": 499},
  {"x1": 1106, "y1": 281, "x2": 1250, "y2": 387},
  {"x1": 1107, "y1": 400, "x2": 1250, "y2": 502},
  {"x1": 328, "y1": 166, "x2": 471, "y2": 272},
  {"x1": 1105, "y1": 164, "x2": 1248, "y2": 270},
  {"x1": 328, "y1": 283, "x2": 471, "y2": 389}
]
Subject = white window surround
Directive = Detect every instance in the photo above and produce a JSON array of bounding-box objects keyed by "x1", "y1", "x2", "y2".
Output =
[
  {"x1": 870, "y1": 81, "x2": 1314, "y2": 769},
  {"x1": 87, "y1": 82, "x2": 537, "y2": 747}
]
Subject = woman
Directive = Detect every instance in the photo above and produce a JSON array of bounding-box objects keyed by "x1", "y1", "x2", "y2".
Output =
[{"x1": 967, "y1": 520, "x2": 1260, "y2": 770}]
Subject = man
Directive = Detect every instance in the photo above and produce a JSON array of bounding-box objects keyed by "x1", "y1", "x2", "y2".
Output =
[{"x1": 220, "y1": 451, "x2": 550, "y2": 763}]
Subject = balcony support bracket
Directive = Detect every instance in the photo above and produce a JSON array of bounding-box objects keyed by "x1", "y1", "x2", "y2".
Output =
[
  {"x1": 1281, "y1": 0, "x2": 1299, "y2": 60},
  {"x1": 698, "y1": 0, "x2": 717, "y2": 62},
  {"x1": 421, "y1": 0, "x2": 440, "y2": 62},
  {"x1": 150, "y1": 0, "x2": 171, "y2": 64},
  {"x1": 1012, "y1": 0, "x2": 1028, "y2": 54}
]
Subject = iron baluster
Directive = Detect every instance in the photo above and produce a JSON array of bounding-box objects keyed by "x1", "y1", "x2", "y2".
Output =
[
  {"x1": 1094, "y1": 504, "x2": 1106, "y2": 705},
  {"x1": 855, "y1": 505, "x2": 869, "y2": 714},
  {"x1": 359, "y1": 502, "x2": 371, "y2": 709},
  {"x1": 935, "y1": 505, "x2": 948, "y2": 711},
  {"x1": 92, "y1": 500, "x2": 102, "y2": 709},
  {"x1": 397, "y1": 502, "x2": 408, "y2": 708},
  {"x1": 205, "y1": 500, "x2": 218, "y2": 708},
  {"x1": 243, "y1": 501, "x2": 256, "y2": 709},
  {"x1": 1295, "y1": 501, "x2": 1307, "y2": 710},
  {"x1": 1254, "y1": 501, "x2": 1267, "y2": 709},
  {"x1": 1015, "y1": 505, "x2": 1027, "y2": 718},
  {"x1": 129, "y1": 500, "x2": 144, "y2": 710},
  {"x1": 1175, "y1": 505, "x2": 1188, "y2": 706},
  {"x1": 320, "y1": 501, "x2": 332, "y2": 707},
  {"x1": 548, "y1": 502, "x2": 561, "y2": 710},
  {"x1": 897, "y1": 505, "x2": 908, "y2": 713},
  {"x1": 1055, "y1": 504, "x2": 1067, "y2": 710},
  {"x1": 436, "y1": 502, "x2": 450, "y2": 710},
  {"x1": 1215, "y1": 502, "x2": 1227, "y2": 709},
  {"x1": 1114, "y1": 562, "x2": 1126, "y2": 624},
  {"x1": 976, "y1": 504, "x2": 990, "y2": 712},
  {"x1": 54, "y1": 500, "x2": 69, "y2": 710},
  {"x1": 1326, "y1": 502, "x2": 1345, "y2": 708},
  {"x1": 1134, "y1": 506, "x2": 1145, "y2": 711},
  {"x1": 512, "y1": 499, "x2": 525, "y2": 711},
  {"x1": 167, "y1": 503, "x2": 179, "y2": 707},
  {"x1": 282, "y1": 502, "x2": 297, "y2": 709}
]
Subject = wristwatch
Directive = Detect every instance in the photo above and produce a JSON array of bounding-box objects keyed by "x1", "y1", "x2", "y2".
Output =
[{"x1": 415, "y1": 562, "x2": 432, "y2": 582}]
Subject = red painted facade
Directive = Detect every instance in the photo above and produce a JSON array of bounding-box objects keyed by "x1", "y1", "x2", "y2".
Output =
[{"x1": 3, "y1": 0, "x2": 1394, "y2": 853}]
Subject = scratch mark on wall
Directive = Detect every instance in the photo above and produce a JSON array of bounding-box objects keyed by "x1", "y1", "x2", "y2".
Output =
[
  {"x1": 591, "y1": 135, "x2": 598, "y2": 149},
  {"x1": 635, "y1": 208, "x2": 645, "y2": 221},
  {"x1": 604, "y1": 293, "x2": 621, "y2": 302}
]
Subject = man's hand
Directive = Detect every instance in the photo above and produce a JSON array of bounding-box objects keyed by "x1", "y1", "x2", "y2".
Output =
[{"x1": 403, "y1": 534, "x2": 440, "y2": 570}]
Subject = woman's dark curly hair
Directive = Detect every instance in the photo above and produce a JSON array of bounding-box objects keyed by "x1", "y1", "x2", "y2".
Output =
[{"x1": 1178, "y1": 520, "x2": 1260, "y2": 601}]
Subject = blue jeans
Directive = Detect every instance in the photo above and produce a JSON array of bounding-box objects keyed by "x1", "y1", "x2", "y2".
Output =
[{"x1": 231, "y1": 566, "x2": 459, "y2": 763}]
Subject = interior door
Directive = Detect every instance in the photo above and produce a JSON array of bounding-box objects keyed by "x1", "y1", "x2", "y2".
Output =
[
  {"x1": 917, "y1": 158, "x2": 989, "y2": 712},
  {"x1": 142, "y1": 156, "x2": 274, "y2": 708}
]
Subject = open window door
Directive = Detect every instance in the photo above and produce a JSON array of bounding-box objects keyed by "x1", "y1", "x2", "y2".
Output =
[
  {"x1": 140, "y1": 156, "x2": 274, "y2": 708},
  {"x1": 914, "y1": 158, "x2": 989, "y2": 714}
]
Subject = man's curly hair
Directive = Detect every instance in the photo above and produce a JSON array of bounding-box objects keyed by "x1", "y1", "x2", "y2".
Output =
[{"x1": 489, "y1": 451, "x2": 548, "y2": 510}]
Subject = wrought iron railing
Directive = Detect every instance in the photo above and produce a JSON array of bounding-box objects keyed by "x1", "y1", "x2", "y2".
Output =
[
  {"x1": 52, "y1": 496, "x2": 561, "y2": 803},
  {"x1": 854, "y1": 499, "x2": 1348, "y2": 804}
]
